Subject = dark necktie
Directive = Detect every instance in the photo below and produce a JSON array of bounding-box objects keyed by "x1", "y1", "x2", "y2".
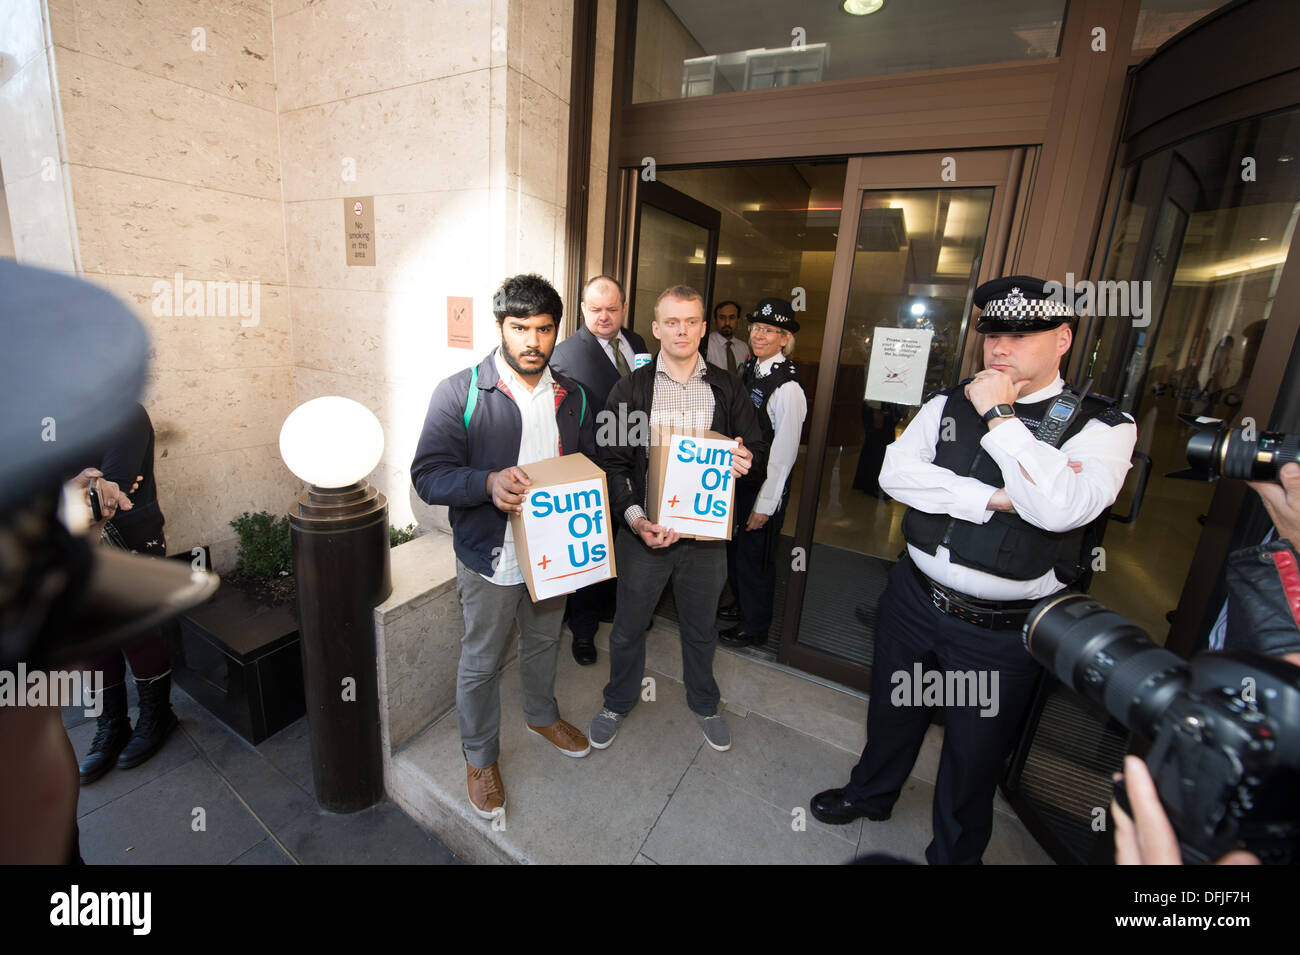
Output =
[
  {"x1": 725, "y1": 343, "x2": 737, "y2": 375},
  {"x1": 613, "y1": 340, "x2": 631, "y2": 377}
]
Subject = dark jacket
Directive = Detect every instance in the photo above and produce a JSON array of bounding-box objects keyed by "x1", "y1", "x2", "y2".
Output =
[
  {"x1": 549, "y1": 323, "x2": 649, "y2": 409},
  {"x1": 411, "y1": 349, "x2": 598, "y2": 576},
  {"x1": 98, "y1": 403, "x2": 164, "y2": 548},
  {"x1": 598, "y1": 358, "x2": 769, "y2": 525}
]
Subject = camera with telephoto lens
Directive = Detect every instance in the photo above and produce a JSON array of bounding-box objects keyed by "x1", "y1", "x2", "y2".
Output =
[
  {"x1": 1169, "y1": 415, "x2": 1300, "y2": 482},
  {"x1": 1023, "y1": 592, "x2": 1300, "y2": 864}
]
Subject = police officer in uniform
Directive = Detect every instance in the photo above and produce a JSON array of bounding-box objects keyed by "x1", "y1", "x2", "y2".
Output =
[
  {"x1": 719, "y1": 297, "x2": 807, "y2": 648},
  {"x1": 809, "y1": 276, "x2": 1137, "y2": 864}
]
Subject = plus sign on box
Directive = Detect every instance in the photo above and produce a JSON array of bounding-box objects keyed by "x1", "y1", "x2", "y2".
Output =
[
  {"x1": 648, "y1": 429, "x2": 736, "y2": 540},
  {"x1": 509, "y1": 452, "x2": 616, "y2": 602}
]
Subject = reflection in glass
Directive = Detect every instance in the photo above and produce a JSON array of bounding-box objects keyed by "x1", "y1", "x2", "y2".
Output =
[
  {"x1": 633, "y1": 0, "x2": 1067, "y2": 104},
  {"x1": 1083, "y1": 107, "x2": 1300, "y2": 642}
]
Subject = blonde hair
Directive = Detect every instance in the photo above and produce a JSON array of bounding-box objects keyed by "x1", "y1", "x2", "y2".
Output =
[
  {"x1": 653, "y1": 284, "x2": 704, "y2": 318},
  {"x1": 781, "y1": 332, "x2": 795, "y2": 357}
]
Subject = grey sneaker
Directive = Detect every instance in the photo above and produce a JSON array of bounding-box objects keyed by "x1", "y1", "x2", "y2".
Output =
[
  {"x1": 697, "y1": 710, "x2": 731, "y2": 752},
  {"x1": 589, "y1": 707, "x2": 624, "y2": 749}
]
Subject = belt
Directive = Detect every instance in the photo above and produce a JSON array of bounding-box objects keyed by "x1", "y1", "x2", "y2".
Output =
[{"x1": 909, "y1": 561, "x2": 1039, "y2": 631}]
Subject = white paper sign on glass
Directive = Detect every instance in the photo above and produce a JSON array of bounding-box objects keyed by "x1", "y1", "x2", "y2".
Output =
[
  {"x1": 519, "y1": 477, "x2": 612, "y2": 600},
  {"x1": 656, "y1": 435, "x2": 735, "y2": 539},
  {"x1": 864, "y1": 326, "x2": 935, "y2": 407}
]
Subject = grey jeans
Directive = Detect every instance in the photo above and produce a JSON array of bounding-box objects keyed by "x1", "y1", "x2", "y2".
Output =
[{"x1": 454, "y1": 559, "x2": 565, "y2": 768}]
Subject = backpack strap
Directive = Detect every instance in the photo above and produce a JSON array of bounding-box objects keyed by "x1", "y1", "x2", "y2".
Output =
[
  {"x1": 579, "y1": 384, "x2": 587, "y2": 427},
  {"x1": 463, "y1": 365, "x2": 479, "y2": 430}
]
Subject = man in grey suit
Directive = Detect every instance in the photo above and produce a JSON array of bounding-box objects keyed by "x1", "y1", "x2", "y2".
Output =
[{"x1": 549, "y1": 275, "x2": 648, "y2": 665}]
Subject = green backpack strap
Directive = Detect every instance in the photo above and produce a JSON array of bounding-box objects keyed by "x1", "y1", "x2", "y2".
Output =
[
  {"x1": 579, "y1": 384, "x2": 587, "y2": 426},
  {"x1": 463, "y1": 365, "x2": 479, "y2": 430}
]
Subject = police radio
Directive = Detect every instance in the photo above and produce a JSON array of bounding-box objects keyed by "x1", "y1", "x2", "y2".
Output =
[{"x1": 1034, "y1": 378, "x2": 1092, "y2": 449}]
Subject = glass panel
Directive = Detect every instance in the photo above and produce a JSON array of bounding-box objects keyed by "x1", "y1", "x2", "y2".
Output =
[
  {"x1": 650, "y1": 161, "x2": 849, "y2": 653},
  {"x1": 1132, "y1": 0, "x2": 1231, "y2": 50},
  {"x1": 632, "y1": 0, "x2": 1068, "y2": 104},
  {"x1": 795, "y1": 187, "x2": 994, "y2": 667},
  {"x1": 633, "y1": 203, "x2": 711, "y2": 334},
  {"x1": 1082, "y1": 107, "x2": 1300, "y2": 642}
]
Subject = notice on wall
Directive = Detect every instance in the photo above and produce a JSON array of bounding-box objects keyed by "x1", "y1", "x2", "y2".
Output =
[
  {"x1": 447, "y1": 296, "x2": 473, "y2": 349},
  {"x1": 344, "y1": 196, "x2": 375, "y2": 266},
  {"x1": 864, "y1": 326, "x2": 934, "y2": 406}
]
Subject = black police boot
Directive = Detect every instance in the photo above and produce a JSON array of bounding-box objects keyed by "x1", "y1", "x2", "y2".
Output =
[
  {"x1": 78, "y1": 683, "x2": 131, "y2": 785},
  {"x1": 117, "y1": 673, "x2": 179, "y2": 769},
  {"x1": 810, "y1": 787, "x2": 892, "y2": 825},
  {"x1": 717, "y1": 603, "x2": 741, "y2": 622}
]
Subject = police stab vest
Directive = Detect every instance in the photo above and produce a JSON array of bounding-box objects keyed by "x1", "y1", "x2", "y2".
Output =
[
  {"x1": 900, "y1": 383, "x2": 1125, "y2": 584},
  {"x1": 741, "y1": 356, "x2": 803, "y2": 490}
]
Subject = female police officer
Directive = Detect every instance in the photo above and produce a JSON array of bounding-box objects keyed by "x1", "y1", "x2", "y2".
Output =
[{"x1": 719, "y1": 297, "x2": 808, "y2": 648}]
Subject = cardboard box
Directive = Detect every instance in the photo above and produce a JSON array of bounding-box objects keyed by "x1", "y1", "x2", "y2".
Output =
[
  {"x1": 647, "y1": 429, "x2": 737, "y2": 540},
  {"x1": 509, "y1": 452, "x2": 617, "y2": 602}
]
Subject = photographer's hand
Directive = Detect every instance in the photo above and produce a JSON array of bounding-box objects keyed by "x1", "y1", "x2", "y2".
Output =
[
  {"x1": 1248, "y1": 461, "x2": 1300, "y2": 545},
  {"x1": 1112, "y1": 756, "x2": 1259, "y2": 865}
]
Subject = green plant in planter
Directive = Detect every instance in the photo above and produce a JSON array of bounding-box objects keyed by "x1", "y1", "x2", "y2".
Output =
[
  {"x1": 390, "y1": 523, "x2": 418, "y2": 548},
  {"x1": 229, "y1": 511, "x2": 294, "y2": 581}
]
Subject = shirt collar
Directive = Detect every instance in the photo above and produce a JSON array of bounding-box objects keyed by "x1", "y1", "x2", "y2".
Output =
[
  {"x1": 756, "y1": 353, "x2": 785, "y2": 376},
  {"x1": 655, "y1": 351, "x2": 707, "y2": 381}
]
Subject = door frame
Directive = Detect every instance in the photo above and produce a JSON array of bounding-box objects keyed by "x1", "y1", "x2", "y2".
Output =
[
  {"x1": 622, "y1": 178, "x2": 723, "y2": 334},
  {"x1": 777, "y1": 147, "x2": 1032, "y2": 689}
]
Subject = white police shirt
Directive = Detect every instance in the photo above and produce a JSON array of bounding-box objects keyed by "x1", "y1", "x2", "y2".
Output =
[{"x1": 880, "y1": 375, "x2": 1137, "y2": 601}]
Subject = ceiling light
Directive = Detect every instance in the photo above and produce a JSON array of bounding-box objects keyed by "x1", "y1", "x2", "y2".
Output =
[{"x1": 843, "y1": 0, "x2": 884, "y2": 14}]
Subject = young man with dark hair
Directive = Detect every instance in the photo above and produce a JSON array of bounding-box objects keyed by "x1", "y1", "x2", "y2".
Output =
[
  {"x1": 411, "y1": 273, "x2": 596, "y2": 820},
  {"x1": 588, "y1": 285, "x2": 768, "y2": 753}
]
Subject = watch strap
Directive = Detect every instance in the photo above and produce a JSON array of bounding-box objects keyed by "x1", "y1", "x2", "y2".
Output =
[{"x1": 982, "y1": 404, "x2": 1016, "y2": 423}]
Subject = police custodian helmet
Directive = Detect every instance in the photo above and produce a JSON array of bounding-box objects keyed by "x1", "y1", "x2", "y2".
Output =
[{"x1": 973, "y1": 275, "x2": 1075, "y2": 334}]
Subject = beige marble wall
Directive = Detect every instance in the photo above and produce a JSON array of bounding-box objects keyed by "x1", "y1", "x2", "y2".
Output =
[
  {"x1": 275, "y1": 0, "x2": 573, "y2": 531},
  {"x1": 41, "y1": 0, "x2": 295, "y2": 569},
  {"x1": 584, "y1": 0, "x2": 616, "y2": 281}
]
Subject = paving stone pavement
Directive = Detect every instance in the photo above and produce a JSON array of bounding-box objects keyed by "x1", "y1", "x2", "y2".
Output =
[{"x1": 64, "y1": 681, "x2": 459, "y2": 865}]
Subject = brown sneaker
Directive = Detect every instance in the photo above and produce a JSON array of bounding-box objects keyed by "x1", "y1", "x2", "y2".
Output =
[
  {"x1": 526, "y1": 718, "x2": 591, "y2": 758},
  {"x1": 466, "y1": 762, "x2": 506, "y2": 819}
]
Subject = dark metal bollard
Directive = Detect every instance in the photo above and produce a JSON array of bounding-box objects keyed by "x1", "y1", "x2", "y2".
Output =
[{"x1": 289, "y1": 481, "x2": 392, "y2": 813}]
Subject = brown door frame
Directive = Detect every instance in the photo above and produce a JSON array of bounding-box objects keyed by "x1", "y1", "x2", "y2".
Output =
[
  {"x1": 777, "y1": 148, "x2": 1029, "y2": 688},
  {"x1": 622, "y1": 178, "x2": 723, "y2": 333}
]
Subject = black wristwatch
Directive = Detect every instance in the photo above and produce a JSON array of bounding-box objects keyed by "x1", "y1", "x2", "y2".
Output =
[{"x1": 981, "y1": 403, "x2": 1016, "y2": 423}]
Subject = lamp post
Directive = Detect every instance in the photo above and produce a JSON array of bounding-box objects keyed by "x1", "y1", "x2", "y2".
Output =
[{"x1": 279, "y1": 397, "x2": 392, "y2": 812}]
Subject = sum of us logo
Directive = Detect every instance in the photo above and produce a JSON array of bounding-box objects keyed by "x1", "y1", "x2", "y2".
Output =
[{"x1": 49, "y1": 885, "x2": 151, "y2": 935}]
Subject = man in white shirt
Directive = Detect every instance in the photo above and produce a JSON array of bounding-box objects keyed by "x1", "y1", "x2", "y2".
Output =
[
  {"x1": 411, "y1": 274, "x2": 596, "y2": 820},
  {"x1": 719, "y1": 297, "x2": 808, "y2": 648},
  {"x1": 706, "y1": 300, "x2": 748, "y2": 375},
  {"x1": 809, "y1": 276, "x2": 1137, "y2": 864}
]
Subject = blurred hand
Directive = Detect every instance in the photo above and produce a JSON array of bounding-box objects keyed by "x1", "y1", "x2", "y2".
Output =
[
  {"x1": 634, "y1": 517, "x2": 678, "y2": 549},
  {"x1": 731, "y1": 437, "x2": 753, "y2": 479},
  {"x1": 1248, "y1": 461, "x2": 1300, "y2": 545},
  {"x1": 987, "y1": 488, "x2": 1017, "y2": 513},
  {"x1": 1112, "y1": 756, "x2": 1259, "y2": 866},
  {"x1": 745, "y1": 510, "x2": 770, "y2": 532}
]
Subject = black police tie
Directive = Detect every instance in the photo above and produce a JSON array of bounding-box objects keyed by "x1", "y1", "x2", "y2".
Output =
[{"x1": 613, "y1": 342, "x2": 631, "y2": 378}]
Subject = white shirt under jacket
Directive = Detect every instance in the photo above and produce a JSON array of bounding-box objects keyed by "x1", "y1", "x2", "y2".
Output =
[
  {"x1": 752, "y1": 354, "x2": 808, "y2": 516},
  {"x1": 879, "y1": 375, "x2": 1137, "y2": 601}
]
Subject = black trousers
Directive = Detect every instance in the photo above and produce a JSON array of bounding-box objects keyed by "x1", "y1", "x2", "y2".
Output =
[
  {"x1": 725, "y1": 481, "x2": 788, "y2": 635},
  {"x1": 602, "y1": 532, "x2": 727, "y2": 717},
  {"x1": 843, "y1": 555, "x2": 1043, "y2": 865}
]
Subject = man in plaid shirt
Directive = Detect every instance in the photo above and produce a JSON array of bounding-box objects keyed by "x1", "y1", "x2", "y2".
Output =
[{"x1": 589, "y1": 285, "x2": 768, "y2": 753}]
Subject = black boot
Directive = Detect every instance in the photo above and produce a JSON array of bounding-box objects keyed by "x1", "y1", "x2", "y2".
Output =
[
  {"x1": 117, "y1": 673, "x2": 179, "y2": 769},
  {"x1": 78, "y1": 683, "x2": 131, "y2": 785}
]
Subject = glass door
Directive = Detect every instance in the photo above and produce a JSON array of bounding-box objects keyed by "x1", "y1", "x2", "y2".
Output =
[
  {"x1": 778, "y1": 150, "x2": 1027, "y2": 690},
  {"x1": 626, "y1": 179, "x2": 722, "y2": 336}
]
